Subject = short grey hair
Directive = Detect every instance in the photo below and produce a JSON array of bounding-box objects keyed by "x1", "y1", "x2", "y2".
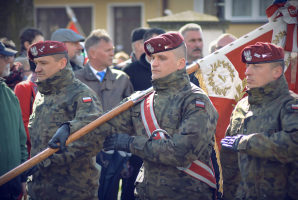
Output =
[
  {"x1": 271, "y1": 60, "x2": 285, "y2": 74},
  {"x1": 179, "y1": 23, "x2": 203, "y2": 37},
  {"x1": 85, "y1": 29, "x2": 112, "y2": 53}
]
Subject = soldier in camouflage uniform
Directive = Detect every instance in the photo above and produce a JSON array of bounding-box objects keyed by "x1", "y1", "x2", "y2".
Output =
[
  {"x1": 99, "y1": 32, "x2": 219, "y2": 200},
  {"x1": 24, "y1": 41, "x2": 106, "y2": 200},
  {"x1": 220, "y1": 42, "x2": 298, "y2": 200}
]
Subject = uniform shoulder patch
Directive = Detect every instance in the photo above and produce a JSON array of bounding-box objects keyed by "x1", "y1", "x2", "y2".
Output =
[
  {"x1": 195, "y1": 100, "x2": 205, "y2": 108},
  {"x1": 82, "y1": 97, "x2": 92, "y2": 103},
  {"x1": 292, "y1": 104, "x2": 298, "y2": 110}
]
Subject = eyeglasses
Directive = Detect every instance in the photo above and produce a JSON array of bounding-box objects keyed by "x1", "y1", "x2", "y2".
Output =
[{"x1": 0, "y1": 55, "x2": 14, "y2": 61}]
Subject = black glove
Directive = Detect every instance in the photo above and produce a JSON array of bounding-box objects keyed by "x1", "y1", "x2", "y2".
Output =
[
  {"x1": 220, "y1": 134, "x2": 243, "y2": 152},
  {"x1": 103, "y1": 134, "x2": 134, "y2": 153},
  {"x1": 23, "y1": 165, "x2": 39, "y2": 176},
  {"x1": 48, "y1": 123, "x2": 70, "y2": 154}
]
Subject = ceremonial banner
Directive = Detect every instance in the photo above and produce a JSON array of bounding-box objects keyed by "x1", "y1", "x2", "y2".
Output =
[{"x1": 199, "y1": 16, "x2": 290, "y2": 150}]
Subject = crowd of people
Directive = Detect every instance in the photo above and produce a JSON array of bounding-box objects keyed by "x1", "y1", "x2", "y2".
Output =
[{"x1": 0, "y1": 22, "x2": 297, "y2": 200}]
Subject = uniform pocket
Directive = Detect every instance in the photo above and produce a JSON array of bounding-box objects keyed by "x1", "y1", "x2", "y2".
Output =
[{"x1": 49, "y1": 113, "x2": 64, "y2": 127}]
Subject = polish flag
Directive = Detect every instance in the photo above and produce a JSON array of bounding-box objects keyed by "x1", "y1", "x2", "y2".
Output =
[{"x1": 82, "y1": 97, "x2": 92, "y2": 103}]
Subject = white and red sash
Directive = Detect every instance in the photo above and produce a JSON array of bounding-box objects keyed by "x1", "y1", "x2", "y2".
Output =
[{"x1": 140, "y1": 92, "x2": 217, "y2": 189}]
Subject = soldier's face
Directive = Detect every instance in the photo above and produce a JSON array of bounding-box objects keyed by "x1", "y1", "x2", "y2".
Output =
[
  {"x1": 245, "y1": 63, "x2": 281, "y2": 89},
  {"x1": 184, "y1": 30, "x2": 203, "y2": 62},
  {"x1": 34, "y1": 56, "x2": 66, "y2": 81},
  {"x1": 150, "y1": 51, "x2": 185, "y2": 80}
]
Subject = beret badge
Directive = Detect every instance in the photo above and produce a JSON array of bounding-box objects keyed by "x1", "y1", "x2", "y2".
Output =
[
  {"x1": 30, "y1": 46, "x2": 38, "y2": 56},
  {"x1": 146, "y1": 43, "x2": 154, "y2": 53},
  {"x1": 244, "y1": 50, "x2": 252, "y2": 61}
]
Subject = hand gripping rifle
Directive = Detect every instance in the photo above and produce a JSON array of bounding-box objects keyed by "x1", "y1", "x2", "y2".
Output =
[{"x1": 0, "y1": 63, "x2": 201, "y2": 186}]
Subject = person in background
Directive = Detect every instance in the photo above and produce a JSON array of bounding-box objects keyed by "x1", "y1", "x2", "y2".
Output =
[
  {"x1": 214, "y1": 33, "x2": 237, "y2": 51},
  {"x1": 0, "y1": 42, "x2": 28, "y2": 200},
  {"x1": 179, "y1": 23, "x2": 204, "y2": 87},
  {"x1": 51, "y1": 28, "x2": 85, "y2": 71},
  {"x1": 19, "y1": 28, "x2": 44, "y2": 57},
  {"x1": 209, "y1": 40, "x2": 217, "y2": 54},
  {"x1": 113, "y1": 51, "x2": 129, "y2": 70},
  {"x1": 14, "y1": 59, "x2": 38, "y2": 159},
  {"x1": 122, "y1": 28, "x2": 166, "y2": 92},
  {"x1": 15, "y1": 57, "x2": 31, "y2": 80},
  {"x1": 117, "y1": 27, "x2": 149, "y2": 68},
  {"x1": 0, "y1": 38, "x2": 23, "y2": 90},
  {"x1": 74, "y1": 29, "x2": 134, "y2": 200}
]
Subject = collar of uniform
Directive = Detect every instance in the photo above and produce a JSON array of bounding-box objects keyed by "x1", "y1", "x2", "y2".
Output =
[
  {"x1": 36, "y1": 63, "x2": 74, "y2": 94},
  {"x1": 151, "y1": 67, "x2": 190, "y2": 93},
  {"x1": 246, "y1": 75, "x2": 289, "y2": 104}
]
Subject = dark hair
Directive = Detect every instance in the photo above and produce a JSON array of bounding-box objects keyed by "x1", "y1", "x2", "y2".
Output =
[
  {"x1": 143, "y1": 28, "x2": 166, "y2": 43},
  {"x1": 19, "y1": 28, "x2": 44, "y2": 52},
  {"x1": 29, "y1": 58, "x2": 36, "y2": 72}
]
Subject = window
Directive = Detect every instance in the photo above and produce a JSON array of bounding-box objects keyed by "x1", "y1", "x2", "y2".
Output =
[
  {"x1": 225, "y1": 0, "x2": 272, "y2": 22},
  {"x1": 35, "y1": 5, "x2": 93, "y2": 40}
]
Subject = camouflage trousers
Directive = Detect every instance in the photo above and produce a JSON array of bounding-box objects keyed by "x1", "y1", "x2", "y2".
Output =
[
  {"x1": 27, "y1": 175, "x2": 98, "y2": 200},
  {"x1": 135, "y1": 182, "x2": 215, "y2": 200}
]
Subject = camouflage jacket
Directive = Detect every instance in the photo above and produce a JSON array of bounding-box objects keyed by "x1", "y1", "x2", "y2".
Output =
[
  {"x1": 28, "y1": 63, "x2": 105, "y2": 198},
  {"x1": 102, "y1": 68, "x2": 218, "y2": 200},
  {"x1": 220, "y1": 75, "x2": 298, "y2": 200}
]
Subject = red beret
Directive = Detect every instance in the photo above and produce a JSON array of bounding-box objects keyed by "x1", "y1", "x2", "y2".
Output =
[
  {"x1": 28, "y1": 40, "x2": 68, "y2": 61},
  {"x1": 144, "y1": 32, "x2": 184, "y2": 56},
  {"x1": 241, "y1": 42, "x2": 284, "y2": 64}
]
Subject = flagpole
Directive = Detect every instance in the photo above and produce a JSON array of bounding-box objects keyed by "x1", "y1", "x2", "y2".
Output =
[
  {"x1": 0, "y1": 63, "x2": 200, "y2": 186},
  {"x1": 65, "y1": 5, "x2": 86, "y2": 38}
]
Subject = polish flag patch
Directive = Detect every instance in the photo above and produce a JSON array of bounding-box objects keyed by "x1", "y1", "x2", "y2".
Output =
[
  {"x1": 196, "y1": 101, "x2": 205, "y2": 108},
  {"x1": 292, "y1": 104, "x2": 298, "y2": 110},
  {"x1": 82, "y1": 97, "x2": 92, "y2": 103}
]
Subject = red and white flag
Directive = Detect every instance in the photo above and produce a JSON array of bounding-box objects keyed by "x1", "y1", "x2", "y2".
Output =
[{"x1": 198, "y1": 2, "x2": 297, "y2": 149}]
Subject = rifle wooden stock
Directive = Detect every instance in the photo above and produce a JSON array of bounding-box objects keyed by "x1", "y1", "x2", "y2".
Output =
[{"x1": 0, "y1": 62, "x2": 200, "y2": 186}]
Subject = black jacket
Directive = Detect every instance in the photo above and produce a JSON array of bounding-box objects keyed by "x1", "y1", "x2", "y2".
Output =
[{"x1": 122, "y1": 53, "x2": 152, "y2": 91}]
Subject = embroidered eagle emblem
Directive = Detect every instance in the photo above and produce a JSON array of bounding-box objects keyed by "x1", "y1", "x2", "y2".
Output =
[
  {"x1": 30, "y1": 46, "x2": 38, "y2": 56},
  {"x1": 146, "y1": 43, "x2": 154, "y2": 53},
  {"x1": 244, "y1": 50, "x2": 252, "y2": 61}
]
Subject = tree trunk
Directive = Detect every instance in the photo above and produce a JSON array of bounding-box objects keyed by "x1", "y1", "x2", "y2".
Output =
[{"x1": 0, "y1": 0, "x2": 34, "y2": 53}]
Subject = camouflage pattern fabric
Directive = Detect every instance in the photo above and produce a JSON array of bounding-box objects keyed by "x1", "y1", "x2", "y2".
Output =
[
  {"x1": 28, "y1": 63, "x2": 108, "y2": 199},
  {"x1": 100, "y1": 67, "x2": 219, "y2": 200},
  {"x1": 220, "y1": 75, "x2": 298, "y2": 200}
]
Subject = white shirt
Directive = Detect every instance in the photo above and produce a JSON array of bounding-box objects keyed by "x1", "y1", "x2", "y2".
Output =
[{"x1": 89, "y1": 65, "x2": 107, "y2": 82}]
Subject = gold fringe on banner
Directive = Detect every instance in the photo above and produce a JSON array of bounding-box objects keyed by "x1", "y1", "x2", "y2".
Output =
[{"x1": 194, "y1": 67, "x2": 208, "y2": 95}]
